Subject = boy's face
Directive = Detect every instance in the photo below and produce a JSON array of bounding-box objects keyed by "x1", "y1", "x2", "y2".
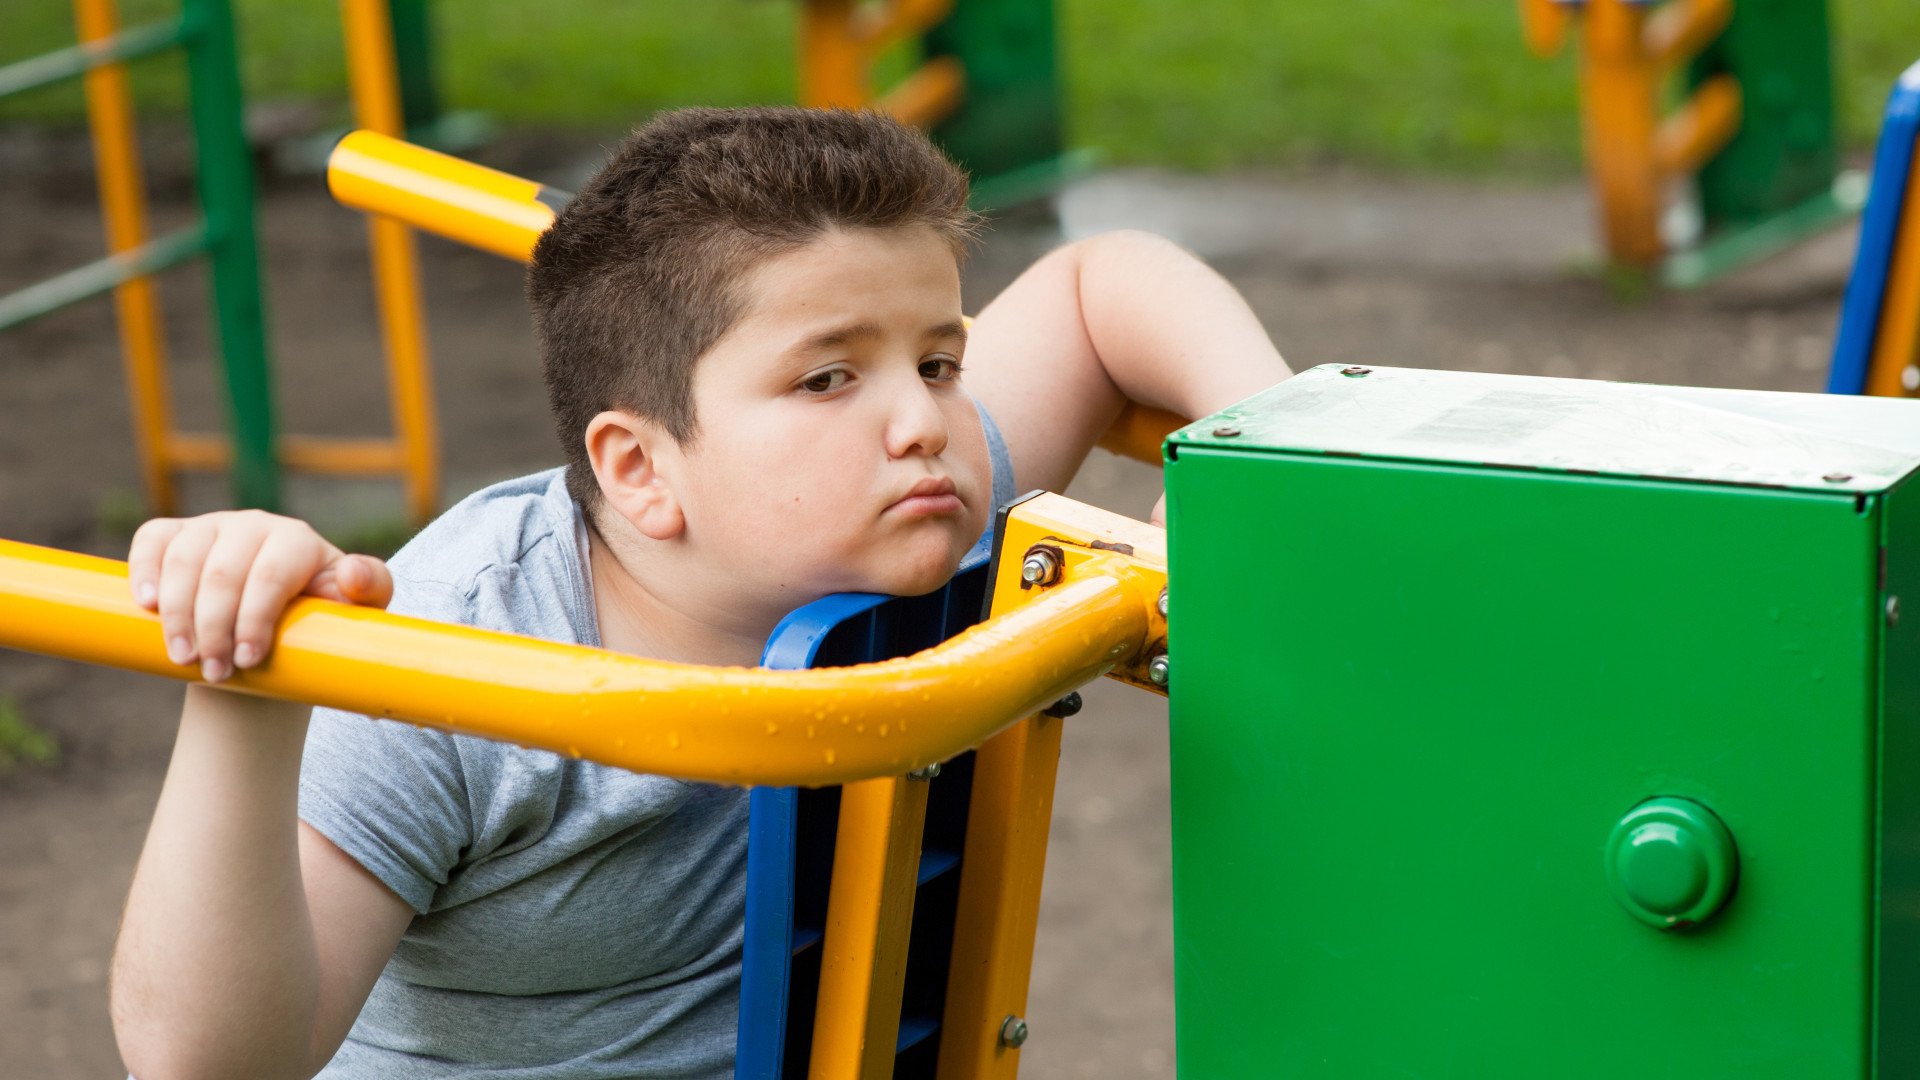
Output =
[{"x1": 664, "y1": 224, "x2": 991, "y2": 602}]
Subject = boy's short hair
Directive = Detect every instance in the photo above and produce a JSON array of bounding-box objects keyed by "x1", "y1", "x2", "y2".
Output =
[{"x1": 527, "y1": 106, "x2": 981, "y2": 515}]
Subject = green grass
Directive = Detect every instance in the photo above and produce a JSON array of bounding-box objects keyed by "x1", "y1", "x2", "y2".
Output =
[
  {"x1": 0, "y1": 694, "x2": 58, "y2": 772},
  {"x1": 2, "y1": 1, "x2": 1917, "y2": 175}
]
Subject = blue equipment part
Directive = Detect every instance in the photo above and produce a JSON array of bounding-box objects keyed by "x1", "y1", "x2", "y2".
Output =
[
  {"x1": 737, "y1": 553, "x2": 994, "y2": 1079},
  {"x1": 1829, "y1": 58, "x2": 1920, "y2": 395}
]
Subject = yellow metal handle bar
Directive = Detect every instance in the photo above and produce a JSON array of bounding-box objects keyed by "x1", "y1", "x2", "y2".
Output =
[
  {"x1": 325, "y1": 130, "x2": 1188, "y2": 464},
  {"x1": 0, "y1": 537, "x2": 1157, "y2": 787}
]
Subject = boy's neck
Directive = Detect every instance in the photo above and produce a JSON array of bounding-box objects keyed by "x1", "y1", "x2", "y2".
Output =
[{"x1": 585, "y1": 522, "x2": 777, "y2": 668}]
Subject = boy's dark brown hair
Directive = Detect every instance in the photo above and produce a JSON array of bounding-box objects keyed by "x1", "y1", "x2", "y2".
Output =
[{"x1": 528, "y1": 106, "x2": 980, "y2": 515}]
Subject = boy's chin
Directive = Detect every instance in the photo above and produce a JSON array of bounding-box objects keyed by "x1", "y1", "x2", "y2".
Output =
[{"x1": 865, "y1": 540, "x2": 970, "y2": 597}]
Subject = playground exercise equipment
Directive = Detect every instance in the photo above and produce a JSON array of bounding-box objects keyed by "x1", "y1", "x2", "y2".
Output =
[
  {"x1": 1831, "y1": 59, "x2": 1920, "y2": 400},
  {"x1": 1519, "y1": 0, "x2": 1860, "y2": 286},
  {"x1": 799, "y1": 0, "x2": 1074, "y2": 210},
  {"x1": 0, "y1": 0, "x2": 278, "y2": 511},
  {"x1": 6, "y1": 364, "x2": 1920, "y2": 1077},
  {"x1": 0, "y1": 0, "x2": 443, "y2": 522},
  {"x1": 323, "y1": 130, "x2": 1176, "y2": 464}
]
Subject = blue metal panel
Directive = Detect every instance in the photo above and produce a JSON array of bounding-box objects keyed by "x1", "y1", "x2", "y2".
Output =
[
  {"x1": 736, "y1": 556, "x2": 993, "y2": 1079},
  {"x1": 1830, "y1": 58, "x2": 1920, "y2": 395}
]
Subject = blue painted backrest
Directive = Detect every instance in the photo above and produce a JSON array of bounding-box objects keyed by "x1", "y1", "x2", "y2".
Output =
[
  {"x1": 737, "y1": 562, "x2": 992, "y2": 1079},
  {"x1": 1830, "y1": 58, "x2": 1920, "y2": 395}
]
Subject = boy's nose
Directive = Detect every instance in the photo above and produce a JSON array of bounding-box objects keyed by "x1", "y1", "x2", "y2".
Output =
[{"x1": 884, "y1": 380, "x2": 950, "y2": 460}]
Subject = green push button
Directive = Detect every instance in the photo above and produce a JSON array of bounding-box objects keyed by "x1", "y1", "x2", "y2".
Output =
[{"x1": 1605, "y1": 797, "x2": 1738, "y2": 930}]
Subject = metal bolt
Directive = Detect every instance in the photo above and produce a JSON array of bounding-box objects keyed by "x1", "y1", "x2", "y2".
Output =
[
  {"x1": 1904, "y1": 366, "x2": 1920, "y2": 393},
  {"x1": 1020, "y1": 547, "x2": 1062, "y2": 587},
  {"x1": 908, "y1": 762, "x2": 943, "y2": 780},
  {"x1": 1890, "y1": 596, "x2": 1902, "y2": 627},
  {"x1": 999, "y1": 1015, "x2": 1030, "y2": 1049},
  {"x1": 1211, "y1": 425, "x2": 1242, "y2": 438},
  {"x1": 1822, "y1": 472, "x2": 1854, "y2": 484},
  {"x1": 1341, "y1": 365, "x2": 1373, "y2": 377},
  {"x1": 1146, "y1": 653, "x2": 1170, "y2": 687},
  {"x1": 1043, "y1": 691, "x2": 1083, "y2": 719},
  {"x1": 1157, "y1": 586, "x2": 1169, "y2": 619}
]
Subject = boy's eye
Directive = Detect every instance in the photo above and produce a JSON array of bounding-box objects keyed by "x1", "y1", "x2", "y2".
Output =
[
  {"x1": 919, "y1": 355, "x2": 963, "y2": 382},
  {"x1": 800, "y1": 369, "x2": 850, "y2": 394}
]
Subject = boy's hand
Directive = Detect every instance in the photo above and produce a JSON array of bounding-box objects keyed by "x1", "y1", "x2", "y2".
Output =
[
  {"x1": 1150, "y1": 492, "x2": 1167, "y2": 529},
  {"x1": 128, "y1": 511, "x2": 394, "y2": 684}
]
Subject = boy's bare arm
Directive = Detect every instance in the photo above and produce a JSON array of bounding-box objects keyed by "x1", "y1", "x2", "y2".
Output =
[
  {"x1": 963, "y1": 230, "x2": 1292, "y2": 507},
  {"x1": 113, "y1": 689, "x2": 414, "y2": 1080},
  {"x1": 113, "y1": 513, "x2": 410, "y2": 1080}
]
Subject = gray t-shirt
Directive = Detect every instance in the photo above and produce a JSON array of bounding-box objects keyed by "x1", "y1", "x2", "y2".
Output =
[{"x1": 299, "y1": 402, "x2": 1015, "y2": 1078}]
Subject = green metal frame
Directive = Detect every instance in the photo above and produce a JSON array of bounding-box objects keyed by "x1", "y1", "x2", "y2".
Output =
[
  {"x1": 0, "y1": 0, "x2": 280, "y2": 510},
  {"x1": 923, "y1": 0, "x2": 1085, "y2": 211},
  {"x1": 1664, "y1": 0, "x2": 1858, "y2": 288}
]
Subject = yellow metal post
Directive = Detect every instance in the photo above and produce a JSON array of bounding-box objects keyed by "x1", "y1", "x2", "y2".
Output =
[
  {"x1": 1580, "y1": 0, "x2": 1664, "y2": 267},
  {"x1": 74, "y1": 0, "x2": 179, "y2": 514},
  {"x1": 938, "y1": 495, "x2": 1168, "y2": 1079},
  {"x1": 809, "y1": 775, "x2": 933, "y2": 1078},
  {"x1": 342, "y1": 0, "x2": 440, "y2": 524},
  {"x1": 1865, "y1": 152, "x2": 1920, "y2": 398}
]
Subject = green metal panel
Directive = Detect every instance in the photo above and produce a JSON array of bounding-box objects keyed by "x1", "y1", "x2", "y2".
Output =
[
  {"x1": 1879, "y1": 476, "x2": 1920, "y2": 1072},
  {"x1": 1165, "y1": 366, "x2": 1920, "y2": 1077},
  {"x1": 1687, "y1": 0, "x2": 1838, "y2": 230}
]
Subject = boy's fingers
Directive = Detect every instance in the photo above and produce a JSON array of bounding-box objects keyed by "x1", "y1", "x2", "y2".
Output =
[
  {"x1": 1148, "y1": 492, "x2": 1168, "y2": 529},
  {"x1": 231, "y1": 527, "x2": 329, "y2": 670},
  {"x1": 127, "y1": 518, "x2": 185, "y2": 609},
  {"x1": 191, "y1": 524, "x2": 271, "y2": 683},
  {"x1": 154, "y1": 520, "x2": 220, "y2": 668}
]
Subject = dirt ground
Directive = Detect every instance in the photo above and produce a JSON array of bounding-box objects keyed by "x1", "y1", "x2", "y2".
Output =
[{"x1": 0, "y1": 124, "x2": 1862, "y2": 1078}]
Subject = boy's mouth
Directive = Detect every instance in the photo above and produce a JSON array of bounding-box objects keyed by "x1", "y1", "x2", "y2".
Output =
[{"x1": 886, "y1": 476, "x2": 963, "y2": 517}]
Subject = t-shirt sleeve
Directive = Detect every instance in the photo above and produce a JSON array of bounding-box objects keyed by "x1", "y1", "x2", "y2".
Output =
[{"x1": 298, "y1": 579, "x2": 477, "y2": 915}]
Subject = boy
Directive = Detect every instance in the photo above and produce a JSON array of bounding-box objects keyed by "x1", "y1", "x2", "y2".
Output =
[{"x1": 111, "y1": 107, "x2": 1289, "y2": 1079}]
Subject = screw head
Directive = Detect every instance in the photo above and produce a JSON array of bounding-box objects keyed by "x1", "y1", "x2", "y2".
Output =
[
  {"x1": 999, "y1": 1015, "x2": 1029, "y2": 1048},
  {"x1": 1043, "y1": 691, "x2": 1084, "y2": 719},
  {"x1": 1020, "y1": 548, "x2": 1062, "y2": 587},
  {"x1": 1146, "y1": 653, "x2": 1170, "y2": 687},
  {"x1": 1211, "y1": 425, "x2": 1242, "y2": 438},
  {"x1": 1904, "y1": 365, "x2": 1920, "y2": 393},
  {"x1": 1822, "y1": 472, "x2": 1854, "y2": 483},
  {"x1": 1157, "y1": 587, "x2": 1169, "y2": 618},
  {"x1": 1341, "y1": 365, "x2": 1373, "y2": 377},
  {"x1": 908, "y1": 762, "x2": 943, "y2": 781},
  {"x1": 1890, "y1": 596, "x2": 1902, "y2": 627}
]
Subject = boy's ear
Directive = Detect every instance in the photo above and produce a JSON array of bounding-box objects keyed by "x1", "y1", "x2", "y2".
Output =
[{"x1": 584, "y1": 410, "x2": 685, "y2": 541}]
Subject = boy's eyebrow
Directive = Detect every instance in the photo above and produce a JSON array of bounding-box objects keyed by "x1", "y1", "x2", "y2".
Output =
[{"x1": 786, "y1": 319, "x2": 967, "y2": 355}]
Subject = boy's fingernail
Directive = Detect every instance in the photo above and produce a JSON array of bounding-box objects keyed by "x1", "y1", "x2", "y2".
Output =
[
  {"x1": 134, "y1": 582, "x2": 157, "y2": 608},
  {"x1": 201, "y1": 657, "x2": 231, "y2": 684},
  {"x1": 167, "y1": 636, "x2": 192, "y2": 665},
  {"x1": 233, "y1": 643, "x2": 257, "y2": 669}
]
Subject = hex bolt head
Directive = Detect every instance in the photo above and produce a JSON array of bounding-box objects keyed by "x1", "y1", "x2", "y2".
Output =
[
  {"x1": 1020, "y1": 548, "x2": 1062, "y2": 587},
  {"x1": 1211, "y1": 425, "x2": 1242, "y2": 438},
  {"x1": 999, "y1": 1015, "x2": 1030, "y2": 1049},
  {"x1": 1891, "y1": 596, "x2": 1902, "y2": 627},
  {"x1": 1147, "y1": 653, "x2": 1171, "y2": 687},
  {"x1": 1043, "y1": 691, "x2": 1084, "y2": 719},
  {"x1": 908, "y1": 762, "x2": 943, "y2": 781},
  {"x1": 1341, "y1": 365, "x2": 1373, "y2": 377},
  {"x1": 1823, "y1": 472, "x2": 1854, "y2": 483}
]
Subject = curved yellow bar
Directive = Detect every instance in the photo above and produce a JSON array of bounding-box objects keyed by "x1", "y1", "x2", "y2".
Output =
[
  {"x1": 328, "y1": 130, "x2": 559, "y2": 263},
  {"x1": 0, "y1": 538, "x2": 1154, "y2": 787}
]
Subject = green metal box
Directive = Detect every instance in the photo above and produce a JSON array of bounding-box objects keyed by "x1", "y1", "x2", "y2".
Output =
[{"x1": 1164, "y1": 366, "x2": 1920, "y2": 1077}]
